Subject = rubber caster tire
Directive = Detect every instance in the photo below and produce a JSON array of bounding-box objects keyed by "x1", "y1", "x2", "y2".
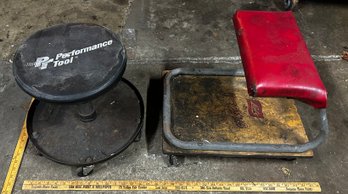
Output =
[
  {"x1": 281, "y1": 158, "x2": 297, "y2": 161},
  {"x1": 76, "y1": 165, "x2": 95, "y2": 177},
  {"x1": 284, "y1": 0, "x2": 299, "y2": 10},
  {"x1": 32, "y1": 147, "x2": 44, "y2": 157},
  {"x1": 168, "y1": 155, "x2": 184, "y2": 167},
  {"x1": 134, "y1": 131, "x2": 141, "y2": 142}
]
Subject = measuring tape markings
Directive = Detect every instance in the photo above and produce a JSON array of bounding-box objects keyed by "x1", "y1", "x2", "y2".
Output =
[
  {"x1": 1, "y1": 121, "x2": 28, "y2": 194},
  {"x1": 22, "y1": 180, "x2": 321, "y2": 192},
  {"x1": 1, "y1": 99, "x2": 322, "y2": 193},
  {"x1": 1, "y1": 122, "x2": 323, "y2": 193}
]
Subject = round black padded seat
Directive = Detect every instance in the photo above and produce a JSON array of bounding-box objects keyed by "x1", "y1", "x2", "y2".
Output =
[
  {"x1": 12, "y1": 24, "x2": 143, "y2": 170},
  {"x1": 13, "y1": 23, "x2": 126, "y2": 103}
]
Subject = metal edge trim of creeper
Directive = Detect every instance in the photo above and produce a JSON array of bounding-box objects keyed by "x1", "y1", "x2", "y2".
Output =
[{"x1": 163, "y1": 68, "x2": 329, "y2": 153}]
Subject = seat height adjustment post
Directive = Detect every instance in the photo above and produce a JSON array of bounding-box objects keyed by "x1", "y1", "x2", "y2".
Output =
[{"x1": 78, "y1": 101, "x2": 97, "y2": 122}]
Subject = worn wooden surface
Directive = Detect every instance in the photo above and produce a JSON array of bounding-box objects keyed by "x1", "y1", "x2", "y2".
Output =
[{"x1": 163, "y1": 75, "x2": 312, "y2": 157}]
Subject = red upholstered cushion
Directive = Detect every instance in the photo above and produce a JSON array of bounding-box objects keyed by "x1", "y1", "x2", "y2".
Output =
[{"x1": 233, "y1": 10, "x2": 327, "y2": 108}]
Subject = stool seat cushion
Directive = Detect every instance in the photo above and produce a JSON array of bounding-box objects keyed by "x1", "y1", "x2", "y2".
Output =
[
  {"x1": 13, "y1": 23, "x2": 126, "y2": 103},
  {"x1": 233, "y1": 10, "x2": 327, "y2": 108}
]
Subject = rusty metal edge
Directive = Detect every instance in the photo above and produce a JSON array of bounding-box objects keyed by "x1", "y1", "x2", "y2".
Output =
[{"x1": 162, "y1": 68, "x2": 329, "y2": 153}]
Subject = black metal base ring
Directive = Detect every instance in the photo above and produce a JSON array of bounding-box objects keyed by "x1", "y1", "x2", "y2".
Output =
[{"x1": 26, "y1": 78, "x2": 144, "y2": 166}]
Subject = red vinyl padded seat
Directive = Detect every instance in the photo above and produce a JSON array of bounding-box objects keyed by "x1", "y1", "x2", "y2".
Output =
[{"x1": 233, "y1": 10, "x2": 327, "y2": 108}]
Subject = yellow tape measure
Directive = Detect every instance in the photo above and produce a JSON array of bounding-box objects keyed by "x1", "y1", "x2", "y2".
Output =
[
  {"x1": 22, "y1": 180, "x2": 321, "y2": 192},
  {"x1": 1, "y1": 99, "x2": 322, "y2": 193},
  {"x1": 1, "y1": 121, "x2": 28, "y2": 194}
]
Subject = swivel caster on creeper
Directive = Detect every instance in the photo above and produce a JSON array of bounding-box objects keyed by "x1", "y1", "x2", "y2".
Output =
[
  {"x1": 13, "y1": 23, "x2": 144, "y2": 174},
  {"x1": 284, "y1": 0, "x2": 298, "y2": 10},
  {"x1": 281, "y1": 157, "x2": 297, "y2": 161},
  {"x1": 168, "y1": 155, "x2": 184, "y2": 167}
]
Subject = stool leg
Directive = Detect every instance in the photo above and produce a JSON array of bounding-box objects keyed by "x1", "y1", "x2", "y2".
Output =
[{"x1": 78, "y1": 102, "x2": 97, "y2": 122}]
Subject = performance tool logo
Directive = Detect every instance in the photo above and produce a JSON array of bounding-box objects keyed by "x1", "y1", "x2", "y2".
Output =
[{"x1": 27, "y1": 40, "x2": 113, "y2": 70}]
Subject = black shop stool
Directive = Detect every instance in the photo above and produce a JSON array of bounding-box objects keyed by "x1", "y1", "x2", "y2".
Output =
[{"x1": 13, "y1": 23, "x2": 144, "y2": 176}]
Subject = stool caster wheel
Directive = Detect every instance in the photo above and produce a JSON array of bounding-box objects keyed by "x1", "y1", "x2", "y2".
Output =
[
  {"x1": 13, "y1": 23, "x2": 144, "y2": 169},
  {"x1": 284, "y1": 0, "x2": 298, "y2": 10},
  {"x1": 76, "y1": 165, "x2": 95, "y2": 177},
  {"x1": 34, "y1": 148, "x2": 43, "y2": 157},
  {"x1": 134, "y1": 131, "x2": 141, "y2": 142},
  {"x1": 168, "y1": 155, "x2": 184, "y2": 167}
]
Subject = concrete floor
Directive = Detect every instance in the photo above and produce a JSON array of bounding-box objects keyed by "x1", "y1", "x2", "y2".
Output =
[{"x1": 0, "y1": 0, "x2": 347, "y2": 193}]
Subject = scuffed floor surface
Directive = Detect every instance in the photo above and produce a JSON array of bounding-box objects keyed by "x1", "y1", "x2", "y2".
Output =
[
  {"x1": 0, "y1": 0, "x2": 131, "y2": 60},
  {"x1": 0, "y1": 0, "x2": 347, "y2": 193}
]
